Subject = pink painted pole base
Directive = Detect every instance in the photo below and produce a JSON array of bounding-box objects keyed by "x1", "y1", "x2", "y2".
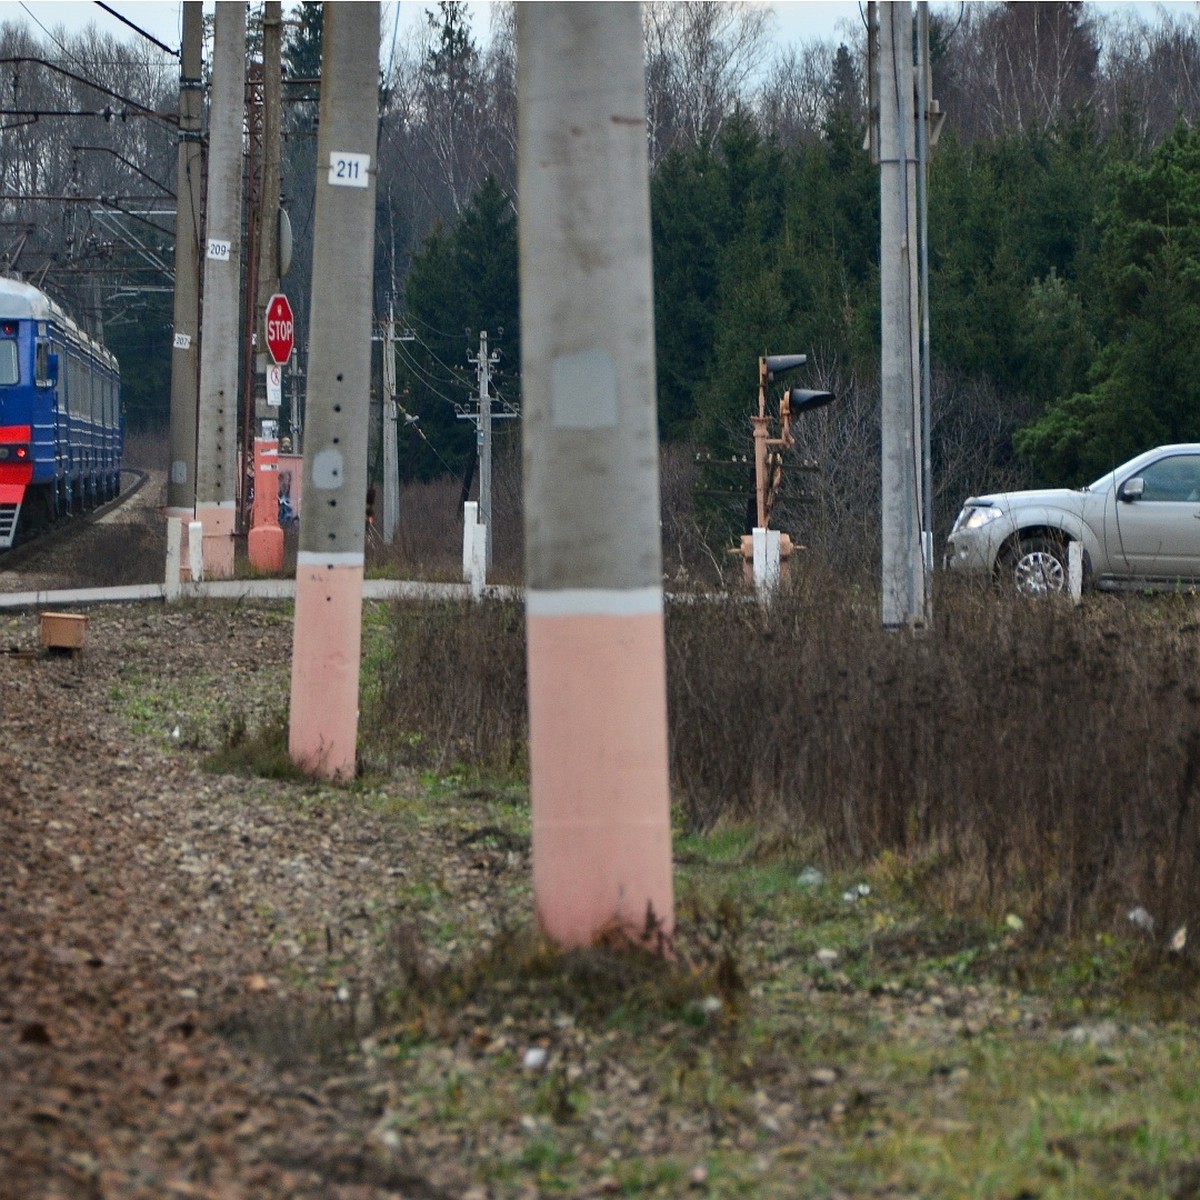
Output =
[
  {"x1": 289, "y1": 557, "x2": 364, "y2": 780},
  {"x1": 527, "y1": 606, "x2": 675, "y2": 950},
  {"x1": 248, "y1": 438, "x2": 284, "y2": 573},
  {"x1": 195, "y1": 502, "x2": 235, "y2": 579}
]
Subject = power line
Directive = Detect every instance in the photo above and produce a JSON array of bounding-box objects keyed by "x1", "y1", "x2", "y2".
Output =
[{"x1": 93, "y1": 2, "x2": 181, "y2": 59}]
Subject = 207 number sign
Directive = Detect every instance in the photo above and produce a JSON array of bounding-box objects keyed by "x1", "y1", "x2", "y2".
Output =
[{"x1": 265, "y1": 293, "x2": 294, "y2": 365}]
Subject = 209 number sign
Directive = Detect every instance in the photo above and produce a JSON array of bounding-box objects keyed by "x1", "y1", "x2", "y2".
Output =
[{"x1": 265, "y1": 293, "x2": 294, "y2": 365}]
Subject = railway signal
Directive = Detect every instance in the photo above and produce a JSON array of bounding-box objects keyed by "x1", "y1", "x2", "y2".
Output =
[{"x1": 265, "y1": 292, "x2": 294, "y2": 365}]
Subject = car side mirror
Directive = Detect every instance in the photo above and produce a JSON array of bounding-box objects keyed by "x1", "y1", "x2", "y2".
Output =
[
  {"x1": 1119, "y1": 476, "x2": 1144, "y2": 502},
  {"x1": 47, "y1": 351, "x2": 59, "y2": 383}
]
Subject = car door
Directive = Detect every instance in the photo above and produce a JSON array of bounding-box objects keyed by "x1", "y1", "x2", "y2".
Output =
[{"x1": 1111, "y1": 452, "x2": 1200, "y2": 579}]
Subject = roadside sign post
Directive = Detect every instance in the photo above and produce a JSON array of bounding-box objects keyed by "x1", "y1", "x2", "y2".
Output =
[
  {"x1": 248, "y1": 290, "x2": 292, "y2": 573},
  {"x1": 265, "y1": 293, "x2": 294, "y2": 366}
]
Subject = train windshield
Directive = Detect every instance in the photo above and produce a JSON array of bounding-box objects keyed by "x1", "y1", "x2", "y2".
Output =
[{"x1": 0, "y1": 339, "x2": 17, "y2": 385}]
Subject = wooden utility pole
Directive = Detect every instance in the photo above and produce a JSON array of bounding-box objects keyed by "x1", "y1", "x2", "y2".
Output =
[
  {"x1": 166, "y1": 2, "x2": 203, "y2": 538},
  {"x1": 518, "y1": 2, "x2": 674, "y2": 950},
  {"x1": 195, "y1": 0, "x2": 246, "y2": 580},
  {"x1": 289, "y1": 2, "x2": 380, "y2": 780}
]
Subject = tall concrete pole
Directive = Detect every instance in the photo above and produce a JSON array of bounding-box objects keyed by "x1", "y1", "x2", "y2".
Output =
[
  {"x1": 878, "y1": 1, "x2": 927, "y2": 628},
  {"x1": 474, "y1": 329, "x2": 499, "y2": 568},
  {"x1": 381, "y1": 301, "x2": 399, "y2": 544},
  {"x1": 518, "y1": 3, "x2": 674, "y2": 950},
  {"x1": 166, "y1": 1, "x2": 204, "y2": 537},
  {"x1": 289, "y1": 2, "x2": 380, "y2": 781},
  {"x1": 194, "y1": 1, "x2": 247, "y2": 580}
]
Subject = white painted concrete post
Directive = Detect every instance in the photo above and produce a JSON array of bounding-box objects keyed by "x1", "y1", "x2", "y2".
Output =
[
  {"x1": 462, "y1": 500, "x2": 478, "y2": 581},
  {"x1": 187, "y1": 521, "x2": 204, "y2": 583},
  {"x1": 471, "y1": 524, "x2": 487, "y2": 601},
  {"x1": 165, "y1": 517, "x2": 182, "y2": 601},
  {"x1": 752, "y1": 527, "x2": 781, "y2": 597},
  {"x1": 1068, "y1": 540, "x2": 1083, "y2": 604}
]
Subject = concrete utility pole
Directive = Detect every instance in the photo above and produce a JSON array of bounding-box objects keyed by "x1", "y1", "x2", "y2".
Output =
[
  {"x1": 518, "y1": 2, "x2": 675, "y2": 950},
  {"x1": 194, "y1": 1, "x2": 247, "y2": 580},
  {"x1": 876, "y1": 1, "x2": 928, "y2": 628},
  {"x1": 288, "y1": 1, "x2": 380, "y2": 781},
  {"x1": 166, "y1": 1, "x2": 203, "y2": 543},
  {"x1": 381, "y1": 301, "x2": 399, "y2": 544}
]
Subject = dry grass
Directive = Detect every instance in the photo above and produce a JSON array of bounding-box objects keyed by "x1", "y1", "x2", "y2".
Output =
[{"x1": 366, "y1": 571, "x2": 1200, "y2": 942}]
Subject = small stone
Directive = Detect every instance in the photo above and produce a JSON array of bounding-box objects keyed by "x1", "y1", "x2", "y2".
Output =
[{"x1": 522, "y1": 1046, "x2": 548, "y2": 1070}]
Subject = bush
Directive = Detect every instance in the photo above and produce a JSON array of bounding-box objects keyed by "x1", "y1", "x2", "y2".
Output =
[{"x1": 364, "y1": 574, "x2": 1200, "y2": 937}]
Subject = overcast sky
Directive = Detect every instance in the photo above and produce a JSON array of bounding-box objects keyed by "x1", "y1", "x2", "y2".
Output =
[
  {"x1": 0, "y1": 1, "x2": 870, "y2": 60},
  {"x1": 0, "y1": 1, "x2": 1194, "y2": 64}
]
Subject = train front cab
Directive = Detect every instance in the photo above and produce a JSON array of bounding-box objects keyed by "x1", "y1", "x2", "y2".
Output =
[
  {"x1": 0, "y1": 316, "x2": 35, "y2": 547},
  {"x1": 0, "y1": 284, "x2": 122, "y2": 548}
]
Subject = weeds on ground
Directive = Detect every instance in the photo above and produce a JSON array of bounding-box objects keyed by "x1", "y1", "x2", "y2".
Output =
[{"x1": 363, "y1": 570, "x2": 1200, "y2": 949}]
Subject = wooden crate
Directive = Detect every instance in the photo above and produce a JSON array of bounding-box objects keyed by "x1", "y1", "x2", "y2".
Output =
[{"x1": 39, "y1": 612, "x2": 89, "y2": 651}]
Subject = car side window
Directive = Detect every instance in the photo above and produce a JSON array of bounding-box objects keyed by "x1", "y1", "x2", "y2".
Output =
[{"x1": 1138, "y1": 455, "x2": 1200, "y2": 502}]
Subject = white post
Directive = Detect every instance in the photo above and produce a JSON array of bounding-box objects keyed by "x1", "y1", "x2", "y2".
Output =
[
  {"x1": 1068, "y1": 540, "x2": 1083, "y2": 604},
  {"x1": 187, "y1": 520, "x2": 204, "y2": 583},
  {"x1": 165, "y1": 517, "x2": 182, "y2": 601},
  {"x1": 752, "y1": 526, "x2": 781, "y2": 597},
  {"x1": 462, "y1": 500, "x2": 478, "y2": 581},
  {"x1": 470, "y1": 525, "x2": 487, "y2": 601}
]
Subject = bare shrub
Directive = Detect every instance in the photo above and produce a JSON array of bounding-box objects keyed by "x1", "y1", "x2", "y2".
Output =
[
  {"x1": 667, "y1": 574, "x2": 1200, "y2": 937},
  {"x1": 367, "y1": 598, "x2": 527, "y2": 774},
  {"x1": 368, "y1": 429, "x2": 523, "y2": 582},
  {"x1": 366, "y1": 571, "x2": 1200, "y2": 939}
]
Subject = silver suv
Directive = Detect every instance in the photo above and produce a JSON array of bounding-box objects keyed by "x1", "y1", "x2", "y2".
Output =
[{"x1": 945, "y1": 444, "x2": 1200, "y2": 594}]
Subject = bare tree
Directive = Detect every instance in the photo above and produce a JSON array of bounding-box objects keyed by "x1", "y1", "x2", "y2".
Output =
[
  {"x1": 1095, "y1": 8, "x2": 1200, "y2": 147},
  {"x1": 642, "y1": 0, "x2": 769, "y2": 165},
  {"x1": 940, "y1": 2, "x2": 1101, "y2": 141}
]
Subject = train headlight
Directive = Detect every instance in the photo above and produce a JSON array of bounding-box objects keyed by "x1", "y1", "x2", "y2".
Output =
[{"x1": 0, "y1": 444, "x2": 30, "y2": 461}]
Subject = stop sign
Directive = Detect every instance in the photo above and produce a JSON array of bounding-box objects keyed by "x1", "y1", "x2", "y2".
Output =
[{"x1": 265, "y1": 293, "x2": 294, "y2": 365}]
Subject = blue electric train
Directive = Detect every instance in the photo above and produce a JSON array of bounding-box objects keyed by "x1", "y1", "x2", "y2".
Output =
[{"x1": 0, "y1": 276, "x2": 122, "y2": 547}]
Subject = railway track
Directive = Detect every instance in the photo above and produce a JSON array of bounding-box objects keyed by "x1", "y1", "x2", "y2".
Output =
[{"x1": 0, "y1": 468, "x2": 152, "y2": 580}]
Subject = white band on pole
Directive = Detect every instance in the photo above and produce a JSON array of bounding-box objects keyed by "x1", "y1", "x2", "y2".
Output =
[{"x1": 526, "y1": 587, "x2": 664, "y2": 619}]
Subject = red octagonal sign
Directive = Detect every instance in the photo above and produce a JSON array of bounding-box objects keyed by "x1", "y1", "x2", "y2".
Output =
[{"x1": 265, "y1": 293, "x2": 294, "y2": 365}]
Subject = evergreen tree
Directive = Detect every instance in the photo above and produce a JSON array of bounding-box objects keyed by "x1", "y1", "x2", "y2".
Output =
[
  {"x1": 1016, "y1": 123, "x2": 1200, "y2": 481},
  {"x1": 399, "y1": 176, "x2": 518, "y2": 480}
]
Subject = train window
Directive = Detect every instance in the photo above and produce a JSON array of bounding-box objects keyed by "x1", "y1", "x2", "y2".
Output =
[
  {"x1": 0, "y1": 340, "x2": 17, "y2": 385},
  {"x1": 34, "y1": 340, "x2": 50, "y2": 386}
]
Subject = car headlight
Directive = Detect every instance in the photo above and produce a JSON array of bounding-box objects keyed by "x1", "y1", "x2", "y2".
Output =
[{"x1": 953, "y1": 504, "x2": 1004, "y2": 533}]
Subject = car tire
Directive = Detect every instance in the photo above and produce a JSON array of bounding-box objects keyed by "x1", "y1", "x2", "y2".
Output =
[{"x1": 1000, "y1": 535, "x2": 1070, "y2": 596}]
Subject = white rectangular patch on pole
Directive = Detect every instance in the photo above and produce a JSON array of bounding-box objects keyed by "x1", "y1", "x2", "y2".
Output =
[
  {"x1": 206, "y1": 238, "x2": 231, "y2": 261},
  {"x1": 551, "y1": 348, "x2": 618, "y2": 429},
  {"x1": 328, "y1": 151, "x2": 370, "y2": 187}
]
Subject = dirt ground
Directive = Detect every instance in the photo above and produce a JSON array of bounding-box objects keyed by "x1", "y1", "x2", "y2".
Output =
[{"x1": 0, "y1": 479, "x2": 507, "y2": 1199}]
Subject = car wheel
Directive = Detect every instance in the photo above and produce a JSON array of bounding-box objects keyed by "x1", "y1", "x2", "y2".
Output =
[{"x1": 1001, "y1": 535, "x2": 1069, "y2": 596}]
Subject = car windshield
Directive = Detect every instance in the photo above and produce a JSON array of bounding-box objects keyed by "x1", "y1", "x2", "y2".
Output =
[{"x1": 0, "y1": 339, "x2": 17, "y2": 385}]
